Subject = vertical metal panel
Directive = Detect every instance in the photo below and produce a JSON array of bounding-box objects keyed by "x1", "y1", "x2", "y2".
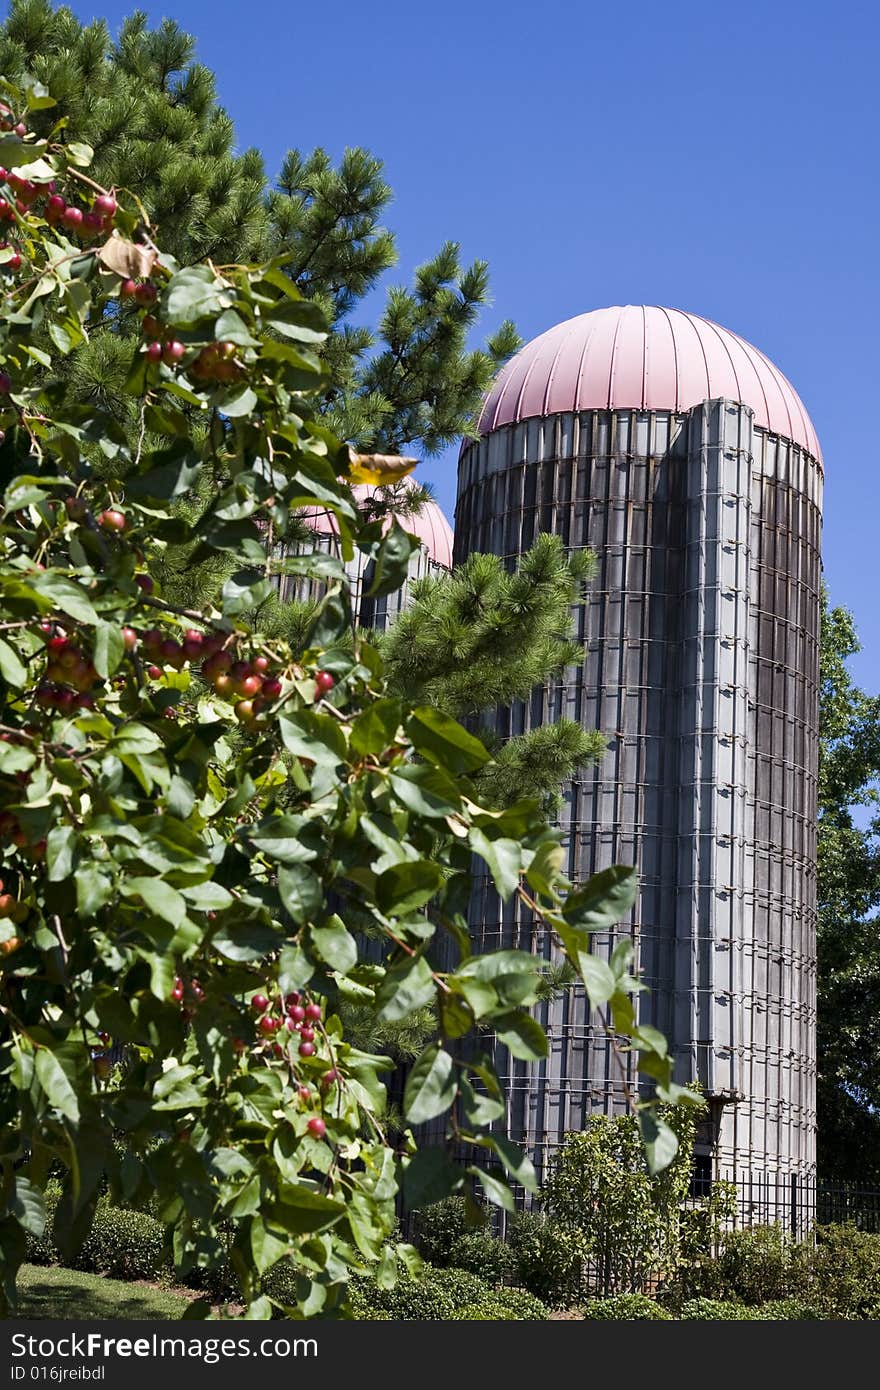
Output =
[{"x1": 454, "y1": 399, "x2": 821, "y2": 1185}]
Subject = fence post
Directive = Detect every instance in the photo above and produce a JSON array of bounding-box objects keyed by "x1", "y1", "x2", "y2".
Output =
[{"x1": 790, "y1": 1171, "x2": 798, "y2": 1239}]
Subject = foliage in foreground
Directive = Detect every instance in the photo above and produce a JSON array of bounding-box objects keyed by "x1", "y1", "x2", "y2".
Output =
[{"x1": 0, "y1": 78, "x2": 690, "y2": 1317}]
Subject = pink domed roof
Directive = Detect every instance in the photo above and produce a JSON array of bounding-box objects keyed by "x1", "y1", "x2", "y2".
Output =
[
  {"x1": 478, "y1": 305, "x2": 821, "y2": 461},
  {"x1": 302, "y1": 480, "x2": 454, "y2": 570}
]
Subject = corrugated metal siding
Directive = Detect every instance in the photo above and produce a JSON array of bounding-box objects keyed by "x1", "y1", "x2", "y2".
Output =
[{"x1": 454, "y1": 399, "x2": 821, "y2": 1183}]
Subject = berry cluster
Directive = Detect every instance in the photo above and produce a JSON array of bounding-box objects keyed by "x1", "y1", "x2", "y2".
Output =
[
  {"x1": 189, "y1": 340, "x2": 245, "y2": 384},
  {"x1": 201, "y1": 648, "x2": 287, "y2": 724},
  {"x1": 252, "y1": 989, "x2": 324, "y2": 1059},
  {"x1": 169, "y1": 974, "x2": 206, "y2": 1021},
  {"x1": 36, "y1": 626, "x2": 101, "y2": 713}
]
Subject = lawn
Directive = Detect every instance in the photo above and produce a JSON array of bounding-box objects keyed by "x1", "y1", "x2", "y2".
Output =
[{"x1": 14, "y1": 1264, "x2": 192, "y2": 1320}]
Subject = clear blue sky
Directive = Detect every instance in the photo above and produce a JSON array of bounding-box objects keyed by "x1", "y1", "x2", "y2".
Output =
[{"x1": 65, "y1": 0, "x2": 880, "y2": 689}]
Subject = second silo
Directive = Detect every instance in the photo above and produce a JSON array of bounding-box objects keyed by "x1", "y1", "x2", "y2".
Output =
[{"x1": 456, "y1": 305, "x2": 822, "y2": 1192}]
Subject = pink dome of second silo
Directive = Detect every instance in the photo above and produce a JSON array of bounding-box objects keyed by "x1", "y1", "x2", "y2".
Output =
[
  {"x1": 478, "y1": 305, "x2": 821, "y2": 461},
  {"x1": 301, "y1": 480, "x2": 454, "y2": 570}
]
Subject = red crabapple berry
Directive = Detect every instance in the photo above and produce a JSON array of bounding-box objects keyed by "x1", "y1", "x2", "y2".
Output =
[
  {"x1": 298, "y1": 1085, "x2": 311, "y2": 1101},
  {"x1": 121, "y1": 627, "x2": 138, "y2": 652},
  {"x1": 304, "y1": 1001, "x2": 322, "y2": 1021},
  {"x1": 299, "y1": 1041, "x2": 315, "y2": 1057},
  {"x1": 306, "y1": 1117, "x2": 326, "y2": 1139},
  {"x1": 314, "y1": 670, "x2": 334, "y2": 694},
  {"x1": 134, "y1": 282, "x2": 157, "y2": 306},
  {"x1": 62, "y1": 206, "x2": 83, "y2": 230},
  {"x1": 284, "y1": 992, "x2": 301, "y2": 1010},
  {"x1": 146, "y1": 341, "x2": 163, "y2": 363},
  {"x1": 299, "y1": 1027, "x2": 315, "y2": 1043},
  {"x1": 162, "y1": 340, "x2": 185, "y2": 365},
  {"x1": 120, "y1": 278, "x2": 138, "y2": 299},
  {"x1": 288, "y1": 1005, "x2": 305, "y2": 1024},
  {"x1": 98, "y1": 509, "x2": 126, "y2": 532},
  {"x1": 258, "y1": 1015, "x2": 277, "y2": 1036},
  {"x1": 251, "y1": 993, "x2": 269, "y2": 1013},
  {"x1": 94, "y1": 194, "x2": 117, "y2": 219}
]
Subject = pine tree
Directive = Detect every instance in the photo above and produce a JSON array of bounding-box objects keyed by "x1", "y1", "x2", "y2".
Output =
[{"x1": 379, "y1": 535, "x2": 607, "y2": 807}]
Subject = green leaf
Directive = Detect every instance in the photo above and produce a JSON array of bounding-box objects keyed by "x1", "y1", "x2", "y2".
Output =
[
  {"x1": 32, "y1": 573, "x2": 98, "y2": 624},
  {"x1": 402, "y1": 1146, "x2": 462, "y2": 1207},
  {"x1": 494, "y1": 1011, "x2": 548, "y2": 1061},
  {"x1": 249, "y1": 1217, "x2": 290, "y2": 1275},
  {"x1": 577, "y1": 954, "x2": 617, "y2": 1008},
  {"x1": 488, "y1": 1135, "x2": 538, "y2": 1193},
  {"x1": 35, "y1": 1050, "x2": 80, "y2": 1123},
  {"x1": 0, "y1": 741, "x2": 34, "y2": 775},
  {"x1": 211, "y1": 918, "x2": 283, "y2": 962},
  {"x1": 121, "y1": 876, "x2": 187, "y2": 927},
  {"x1": 639, "y1": 1111, "x2": 680, "y2": 1175},
  {"x1": 389, "y1": 764, "x2": 461, "y2": 818},
  {"x1": 564, "y1": 865, "x2": 638, "y2": 931},
  {"x1": 460, "y1": 1074, "x2": 505, "y2": 1127},
  {"x1": 309, "y1": 916, "x2": 357, "y2": 974},
  {"x1": 46, "y1": 825, "x2": 76, "y2": 883},
  {"x1": 248, "y1": 815, "x2": 319, "y2": 865},
  {"x1": 216, "y1": 384, "x2": 257, "y2": 418},
  {"x1": 213, "y1": 308, "x2": 259, "y2": 347},
  {"x1": 278, "y1": 944, "x2": 314, "y2": 994},
  {"x1": 0, "y1": 637, "x2": 26, "y2": 688},
  {"x1": 93, "y1": 620, "x2": 124, "y2": 679},
  {"x1": 9, "y1": 1178, "x2": 46, "y2": 1238},
  {"x1": 375, "y1": 955, "x2": 435, "y2": 1021},
  {"x1": 66, "y1": 142, "x2": 93, "y2": 166},
  {"x1": 278, "y1": 865, "x2": 322, "y2": 925},
  {"x1": 376, "y1": 860, "x2": 444, "y2": 915},
  {"x1": 350, "y1": 698, "x2": 403, "y2": 757},
  {"x1": 469, "y1": 828, "x2": 521, "y2": 901},
  {"x1": 525, "y1": 840, "x2": 565, "y2": 898},
  {"x1": 75, "y1": 864, "x2": 112, "y2": 916},
  {"x1": 468, "y1": 1166, "x2": 515, "y2": 1212},
  {"x1": 163, "y1": 266, "x2": 230, "y2": 327},
  {"x1": 403, "y1": 1044, "x2": 457, "y2": 1124},
  {"x1": 366, "y1": 520, "x2": 418, "y2": 597},
  {"x1": 407, "y1": 706, "x2": 489, "y2": 774}
]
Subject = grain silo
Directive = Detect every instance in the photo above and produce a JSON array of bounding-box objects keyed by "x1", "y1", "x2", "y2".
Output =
[
  {"x1": 455, "y1": 305, "x2": 822, "y2": 1199},
  {"x1": 283, "y1": 479, "x2": 454, "y2": 626}
]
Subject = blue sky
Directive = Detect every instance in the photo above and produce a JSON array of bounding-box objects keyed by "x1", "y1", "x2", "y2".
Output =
[{"x1": 66, "y1": 0, "x2": 880, "y2": 689}]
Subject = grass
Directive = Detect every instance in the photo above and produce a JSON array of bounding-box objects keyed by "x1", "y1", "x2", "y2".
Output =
[{"x1": 15, "y1": 1264, "x2": 191, "y2": 1320}]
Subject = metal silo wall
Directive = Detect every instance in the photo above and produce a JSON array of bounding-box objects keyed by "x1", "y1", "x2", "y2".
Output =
[{"x1": 454, "y1": 399, "x2": 820, "y2": 1185}]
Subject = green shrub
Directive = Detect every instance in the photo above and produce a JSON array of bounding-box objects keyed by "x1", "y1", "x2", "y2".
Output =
[
  {"x1": 348, "y1": 1265, "x2": 491, "y2": 1320},
  {"x1": 508, "y1": 1211, "x2": 581, "y2": 1307},
  {"x1": 755, "y1": 1300, "x2": 823, "y2": 1320},
  {"x1": 662, "y1": 1223, "x2": 810, "y2": 1308},
  {"x1": 680, "y1": 1298, "x2": 761, "y2": 1319},
  {"x1": 488, "y1": 1286, "x2": 548, "y2": 1319},
  {"x1": 451, "y1": 1303, "x2": 518, "y2": 1320},
  {"x1": 412, "y1": 1198, "x2": 470, "y2": 1266},
  {"x1": 680, "y1": 1297, "x2": 819, "y2": 1320},
  {"x1": 447, "y1": 1232, "x2": 512, "y2": 1285},
  {"x1": 74, "y1": 1202, "x2": 171, "y2": 1283},
  {"x1": 580, "y1": 1294, "x2": 672, "y2": 1320},
  {"x1": 810, "y1": 1224, "x2": 880, "y2": 1319}
]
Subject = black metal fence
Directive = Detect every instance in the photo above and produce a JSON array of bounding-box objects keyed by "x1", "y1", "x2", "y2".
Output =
[
  {"x1": 712, "y1": 1170, "x2": 880, "y2": 1238},
  {"x1": 571, "y1": 1172, "x2": 880, "y2": 1299}
]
